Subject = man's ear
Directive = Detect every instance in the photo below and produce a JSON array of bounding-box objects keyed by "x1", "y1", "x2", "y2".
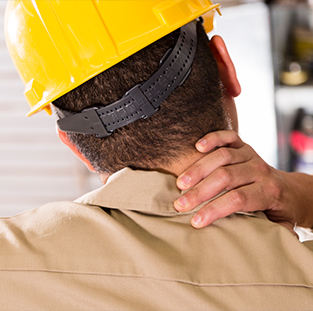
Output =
[
  {"x1": 209, "y1": 35, "x2": 241, "y2": 98},
  {"x1": 57, "y1": 127, "x2": 96, "y2": 172}
]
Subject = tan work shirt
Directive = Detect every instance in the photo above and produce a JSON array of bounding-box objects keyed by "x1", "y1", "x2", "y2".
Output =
[{"x1": 0, "y1": 168, "x2": 313, "y2": 310}]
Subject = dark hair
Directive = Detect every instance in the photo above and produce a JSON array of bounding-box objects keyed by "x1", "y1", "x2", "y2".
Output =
[{"x1": 53, "y1": 22, "x2": 227, "y2": 174}]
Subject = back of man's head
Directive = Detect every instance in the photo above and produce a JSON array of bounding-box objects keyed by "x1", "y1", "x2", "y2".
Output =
[{"x1": 53, "y1": 22, "x2": 228, "y2": 174}]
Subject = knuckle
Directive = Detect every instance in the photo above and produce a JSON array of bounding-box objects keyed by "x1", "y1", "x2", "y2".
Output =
[
  {"x1": 215, "y1": 167, "x2": 232, "y2": 186},
  {"x1": 267, "y1": 179, "x2": 282, "y2": 200},
  {"x1": 184, "y1": 158, "x2": 209, "y2": 182},
  {"x1": 207, "y1": 202, "x2": 221, "y2": 218},
  {"x1": 192, "y1": 161, "x2": 206, "y2": 178},
  {"x1": 190, "y1": 186, "x2": 201, "y2": 199},
  {"x1": 229, "y1": 189, "x2": 247, "y2": 207},
  {"x1": 255, "y1": 161, "x2": 271, "y2": 175},
  {"x1": 187, "y1": 187, "x2": 203, "y2": 205},
  {"x1": 216, "y1": 147, "x2": 233, "y2": 164}
]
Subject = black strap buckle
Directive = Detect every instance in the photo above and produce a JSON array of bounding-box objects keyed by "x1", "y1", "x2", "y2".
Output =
[{"x1": 124, "y1": 84, "x2": 158, "y2": 119}]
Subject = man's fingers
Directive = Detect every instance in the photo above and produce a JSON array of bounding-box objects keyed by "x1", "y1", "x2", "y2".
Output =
[
  {"x1": 190, "y1": 183, "x2": 269, "y2": 228},
  {"x1": 196, "y1": 130, "x2": 244, "y2": 153},
  {"x1": 177, "y1": 145, "x2": 254, "y2": 191},
  {"x1": 191, "y1": 194, "x2": 298, "y2": 239},
  {"x1": 175, "y1": 161, "x2": 258, "y2": 212}
]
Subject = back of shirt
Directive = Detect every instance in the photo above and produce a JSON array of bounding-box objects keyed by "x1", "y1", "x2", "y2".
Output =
[{"x1": 0, "y1": 169, "x2": 313, "y2": 310}]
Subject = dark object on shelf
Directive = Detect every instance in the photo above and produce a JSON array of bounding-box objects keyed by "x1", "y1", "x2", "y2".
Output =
[
  {"x1": 279, "y1": 12, "x2": 311, "y2": 85},
  {"x1": 290, "y1": 108, "x2": 313, "y2": 173},
  {"x1": 280, "y1": 59, "x2": 309, "y2": 85}
]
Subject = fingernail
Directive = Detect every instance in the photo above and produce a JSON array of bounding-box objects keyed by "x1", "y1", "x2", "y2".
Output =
[
  {"x1": 192, "y1": 214, "x2": 202, "y2": 226},
  {"x1": 179, "y1": 174, "x2": 191, "y2": 187},
  {"x1": 175, "y1": 196, "x2": 187, "y2": 209},
  {"x1": 197, "y1": 138, "x2": 207, "y2": 148}
]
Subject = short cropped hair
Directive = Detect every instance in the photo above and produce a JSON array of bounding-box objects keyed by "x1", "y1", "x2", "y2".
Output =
[{"x1": 53, "y1": 22, "x2": 228, "y2": 174}]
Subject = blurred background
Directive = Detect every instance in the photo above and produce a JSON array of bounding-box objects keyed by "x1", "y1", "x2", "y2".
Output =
[
  {"x1": 0, "y1": 0, "x2": 102, "y2": 216},
  {"x1": 1, "y1": 0, "x2": 313, "y2": 218}
]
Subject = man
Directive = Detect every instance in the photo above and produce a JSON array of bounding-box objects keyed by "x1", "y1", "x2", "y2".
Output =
[{"x1": 2, "y1": 1, "x2": 313, "y2": 310}]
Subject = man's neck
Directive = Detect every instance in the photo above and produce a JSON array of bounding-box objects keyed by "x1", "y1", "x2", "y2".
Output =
[{"x1": 98, "y1": 150, "x2": 207, "y2": 185}]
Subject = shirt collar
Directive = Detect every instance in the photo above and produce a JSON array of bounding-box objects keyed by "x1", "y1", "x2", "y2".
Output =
[
  {"x1": 75, "y1": 167, "x2": 259, "y2": 218},
  {"x1": 75, "y1": 167, "x2": 186, "y2": 216}
]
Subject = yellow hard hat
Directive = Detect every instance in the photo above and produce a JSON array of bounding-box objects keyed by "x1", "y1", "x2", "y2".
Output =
[{"x1": 5, "y1": 0, "x2": 221, "y2": 116}]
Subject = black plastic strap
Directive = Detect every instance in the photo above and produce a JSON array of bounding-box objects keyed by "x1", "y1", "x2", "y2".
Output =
[{"x1": 57, "y1": 21, "x2": 197, "y2": 138}]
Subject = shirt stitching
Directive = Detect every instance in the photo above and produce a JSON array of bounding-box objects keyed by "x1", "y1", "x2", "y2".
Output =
[{"x1": 0, "y1": 268, "x2": 312, "y2": 289}]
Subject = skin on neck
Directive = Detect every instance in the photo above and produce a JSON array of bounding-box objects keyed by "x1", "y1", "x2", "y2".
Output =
[
  {"x1": 161, "y1": 150, "x2": 209, "y2": 177},
  {"x1": 97, "y1": 149, "x2": 207, "y2": 184}
]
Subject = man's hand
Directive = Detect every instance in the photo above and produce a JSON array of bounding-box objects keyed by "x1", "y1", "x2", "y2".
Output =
[{"x1": 174, "y1": 130, "x2": 313, "y2": 235}]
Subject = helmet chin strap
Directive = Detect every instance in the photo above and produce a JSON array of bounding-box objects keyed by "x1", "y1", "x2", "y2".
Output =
[{"x1": 57, "y1": 21, "x2": 197, "y2": 138}]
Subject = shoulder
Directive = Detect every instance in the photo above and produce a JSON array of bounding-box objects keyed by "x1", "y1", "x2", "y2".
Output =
[
  {"x1": 0, "y1": 200, "x2": 110, "y2": 254},
  {"x1": 0, "y1": 200, "x2": 105, "y2": 234},
  {"x1": 0, "y1": 200, "x2": 113, "y2": 271}
]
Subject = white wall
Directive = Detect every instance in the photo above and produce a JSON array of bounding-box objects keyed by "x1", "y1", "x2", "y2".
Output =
[{"x1": 210, "y1": 2, "x2": 278, "y2": 167}]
